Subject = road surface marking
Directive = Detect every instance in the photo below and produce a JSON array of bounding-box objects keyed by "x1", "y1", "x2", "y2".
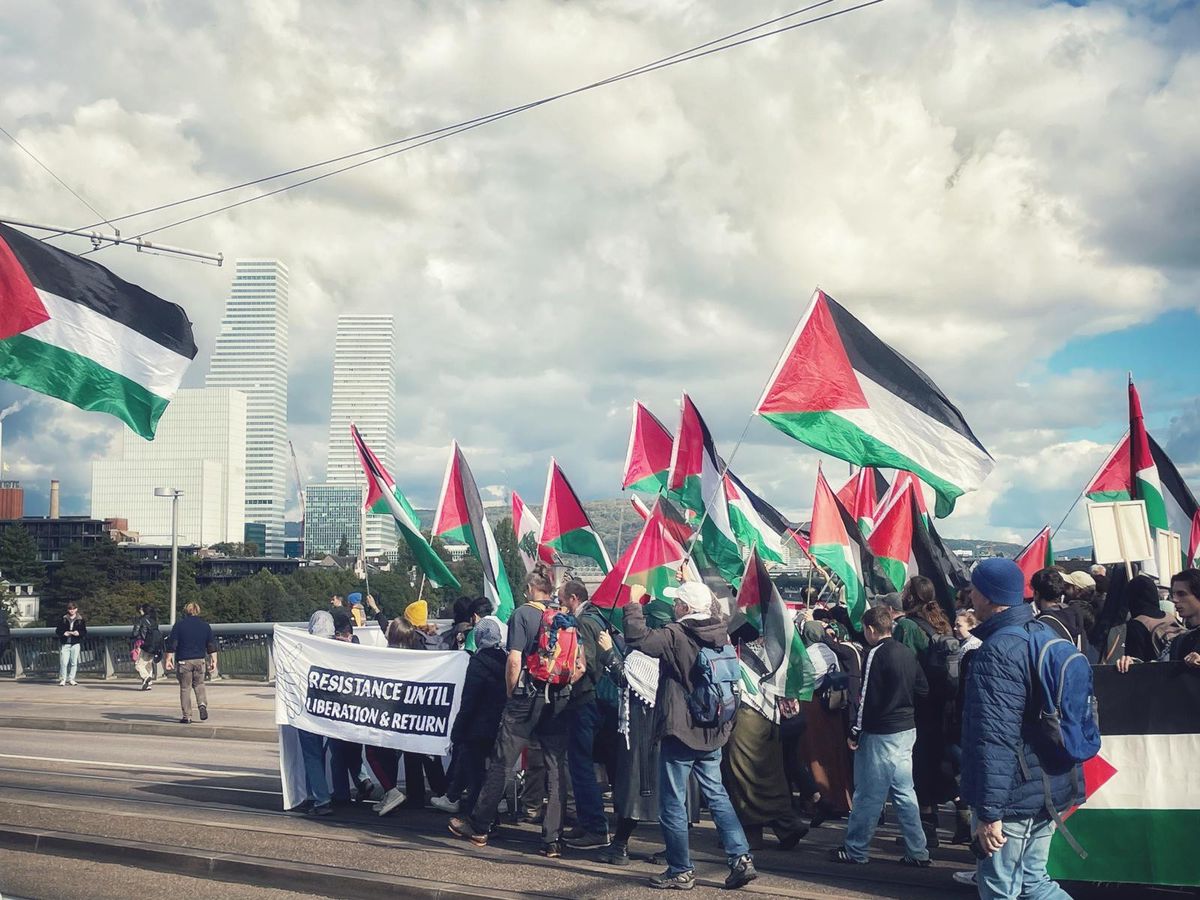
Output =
[{"x1": 0, "y1": 753, "x2": 278, "y2": 783}]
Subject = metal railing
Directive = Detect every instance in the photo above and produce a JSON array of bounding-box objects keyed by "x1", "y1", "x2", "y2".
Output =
[{"x1": 0, "y1": 623, "x2": 302, "y2": 681}]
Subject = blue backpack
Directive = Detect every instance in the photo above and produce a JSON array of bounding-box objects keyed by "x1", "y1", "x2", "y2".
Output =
[{"x1": 686, "y1": 644, "x2": 742, "y2": 729}]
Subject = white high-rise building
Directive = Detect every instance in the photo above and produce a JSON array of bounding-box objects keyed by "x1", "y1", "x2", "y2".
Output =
[
  {"x1": 324, "y1": 314, "x2": 397, "y2": 555},
  {"x1": 205, "y1": 259, "x2": 289, "y2": 555},
  {"x1": 91, "y1": 388, "x2": 247, "y2": 545}
]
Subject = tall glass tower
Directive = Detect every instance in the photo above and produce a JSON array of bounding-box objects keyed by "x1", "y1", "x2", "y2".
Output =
[
  {"x1": 324, "y1": 314, "x2": 397, "y2": 555},
  {"x1": 205, "y1": 259, "x2": 289, "y2": 555}
]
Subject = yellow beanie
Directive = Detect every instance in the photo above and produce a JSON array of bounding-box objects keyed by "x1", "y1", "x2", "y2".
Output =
[{"x1": 404, "y1": 599, "x2": 428, "y2": 628}]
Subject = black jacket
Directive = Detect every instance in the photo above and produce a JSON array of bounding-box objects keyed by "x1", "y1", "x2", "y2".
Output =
[
  {"x1": 567, "y1": 603, "x2": 615, "y2": 710},
  {"x1": 56, "y1": 615, "x2": 87, "y2": 646},
  {"x1": 132, "y1": 613, "x2": 162, "y2": 650},
  {"x1": 853, "y1": 637, "x2": 927, "y2": 737},
  {"x1": 452, "y1": 647, "x2": 508, "y2": 744},
  {"x1": 1036, "y1": 604, "x2": 1085, "y2": 648}
]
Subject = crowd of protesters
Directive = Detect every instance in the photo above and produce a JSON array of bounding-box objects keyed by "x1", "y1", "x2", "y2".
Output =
[{"x1": 86, "y1": 554, "x2": 1196, "y2": 894}]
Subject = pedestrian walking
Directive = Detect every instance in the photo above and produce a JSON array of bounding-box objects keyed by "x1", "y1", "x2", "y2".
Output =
[
  {"x1": 164, "y1": 601, "x2": 218, "y2": 724},
  {"x1": 131, "y1": 603, "x2": 163, "y2": 690},
  {"x1": 299, "y1": 611, "x2": 335, "y2": 816},
  {"x1": 55, "y1": 601, "x2": 86, "y2": 686},
  {"x1": 829, "y1": 605, "x2": 931, "y2": 867}
]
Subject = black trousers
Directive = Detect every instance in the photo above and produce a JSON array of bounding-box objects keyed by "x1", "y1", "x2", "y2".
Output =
[{"x1": 402, "y1": 753, "x2": 447, "y2": 806}]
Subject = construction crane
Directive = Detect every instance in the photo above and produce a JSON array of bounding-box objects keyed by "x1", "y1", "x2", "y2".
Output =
[{"x1": 288, "y1": 440, "x2": 306, "y2": 557}]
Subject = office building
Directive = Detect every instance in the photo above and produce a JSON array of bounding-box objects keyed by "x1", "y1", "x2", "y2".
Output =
[
  {"x1": 323, "y1": 314, "x2": 397, "y2": 555},
  {"x1": 205, "y1": 259, "x2": 289, "y2": 555},
  {"x1": 303, "y1": 484, "x2": 363, "y2": 556},
  {"x1": 91, "y1": 388, "x2": 247, "y2": 545}
]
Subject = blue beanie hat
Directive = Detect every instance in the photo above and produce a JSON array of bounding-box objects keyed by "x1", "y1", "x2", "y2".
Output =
[{"x1": 971, "y1": 558, "x2": 1026, "y2": 607}]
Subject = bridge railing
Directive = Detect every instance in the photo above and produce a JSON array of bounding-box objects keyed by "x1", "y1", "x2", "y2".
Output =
[{"x1": 0, "y1": 623, "x2": 304, "y2": 681}]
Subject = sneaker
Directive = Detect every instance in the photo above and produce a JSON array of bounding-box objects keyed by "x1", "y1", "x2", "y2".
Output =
[
  {"x1": 141, "y1": 676, "x2": 152, "y2": 691},
  {"x1": 899, "y1": 855, "x2": 932, "y2": 868},
  {"x1": 448, "y1": 816, "x2": 488, "y2": 847},
  {"x1": 376, "y1": 787, "x2": 406, "y2": 817},
  {"x1": 952, "y1": 870, "x2": 977, "y2": 887},
  {"x1": 564, "y1": 829, "x2": 610, "y2": 850},
  {"x1": 198, "y1": 704, "x2": 208, "y2": 721},
  {"x1": 309, "y1": 803, "x2": 333, "y2": 817},
  {"x1": 355, "y1": 779, "x2": 378, "y2": 803},
  {"x1": 429, "y1": 794, "x2": 459, "y2": 814},
  {"x1": 68, "y1": 680, "x2": 77, "y2": 686},
  {"x1": 179, "y1": 717, "x2": 192, "y2": 724},
  {"x1": 600, "y1": 842, "x2": 630, "y2": 866},
  {"x1": 828, "y1": 846, "x2": 868, "y2": 865},
  {"x1": 539, "y1": 841, "x2": 563, "y2": 859},
  {"x1": 725, "y1": 855, "x2": 758, "y2": 890},
  {"x1": 648, "y1": 869, "x2": 695, "y2": 890},
  {"x1": 58, "y1": 680, "x2": 66, "y2": 686}
]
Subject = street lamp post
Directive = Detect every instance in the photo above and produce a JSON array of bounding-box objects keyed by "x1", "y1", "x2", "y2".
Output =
[{"x1": 154, "y1": 487, "x2": 183, "y2": 624}]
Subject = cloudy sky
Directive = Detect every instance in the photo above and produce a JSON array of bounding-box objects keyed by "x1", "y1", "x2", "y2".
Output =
[{"x1": 0, "y1": 0, "x2": 1196, "y2": 549}]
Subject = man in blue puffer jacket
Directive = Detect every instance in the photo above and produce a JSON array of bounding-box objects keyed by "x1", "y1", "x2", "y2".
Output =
[{"x1": 961, "y1": 558, "x2": 1083, "y2": 900}]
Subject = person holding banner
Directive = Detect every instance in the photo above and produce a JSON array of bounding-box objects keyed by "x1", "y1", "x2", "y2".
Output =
[
  {"x1": 1169, "y1": 570, "x2": 1200, "y2": 665},
  {"x1": 298, "y1": 611, "x2": 336, "y2": 816}
]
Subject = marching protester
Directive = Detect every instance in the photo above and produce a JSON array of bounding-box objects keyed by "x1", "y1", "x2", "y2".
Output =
[
  {"x1": 1030, "y1": 569, "x2": 1086, "y2": 649},
  {"x1": 366, "y1": 616, "x2": 422, "y2": 816},
  {"x1": 449, "y1": 566, "x2": 580, "y2": 857},
  {"x1": 131, "y1": 602, "x2": 164, "y2": 690},
  {"x1": 948, "y1": 608, "x2": 982, "y2": 845},
  {"x1": 961, "y1": 558, "x2": 1082, "y2": 900},
  {"x1": 165, "y1": 602, "x2": 217, "y2": 723},
  {"x1": 329, "y1": 613, "x2": 375, "y2": 807},
  {"x1": 1169, "y1": 569, "x2": 1200, "y2": 665},
  {"x1": 298, "y1": 611, "x2": 335, "y2": 816},
  {"x1": 398, "y1": 603, "x2": 451, "y2": 810},
  {"x1": 829, "y1": 605, "x2": 930, "y2": 867},
  {"x1": 55, "y1": 600, "x2": 87, "y2": 686},
  {"x1": 623, "y1": 580, "x2": 758, "y2": 891},
  {"x1": 1115, "y1": 573, "x2": 1183, "y2": 671}
]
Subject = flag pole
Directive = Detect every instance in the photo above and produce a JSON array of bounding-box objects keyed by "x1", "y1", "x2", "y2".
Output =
[{"x1": 1051, "y1": 433, "x2": 1126, "y2": 539}]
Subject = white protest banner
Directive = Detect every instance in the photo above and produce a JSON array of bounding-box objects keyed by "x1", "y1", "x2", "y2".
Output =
[{"x1": 274, "y1": 625, "x2": 468, "y2": 756}]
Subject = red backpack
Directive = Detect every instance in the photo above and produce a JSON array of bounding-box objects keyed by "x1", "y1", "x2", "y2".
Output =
[{"x1": 524, "y1": 603, "x2": 582, "y2": 686}]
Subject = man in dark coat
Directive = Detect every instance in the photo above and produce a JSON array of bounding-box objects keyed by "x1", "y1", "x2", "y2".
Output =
[
  {"x1": 961, "y1": 558, "x2": 1082, "y2": 900},
  {"x1": 442, "y1": 616, "x2": 508, "y2": 815}
]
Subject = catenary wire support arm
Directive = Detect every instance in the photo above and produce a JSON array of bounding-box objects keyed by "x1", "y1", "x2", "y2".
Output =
[{"x1": 0, "y1": 216, "x2": 223, "y2": 266}]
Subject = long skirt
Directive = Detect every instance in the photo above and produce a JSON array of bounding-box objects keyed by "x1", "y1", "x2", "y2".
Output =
[
  {"x1": 797, "y1": 698, "x2": 853, "y2": 813},
  {"x1": 612, "y1": 700, "x2": 659, "y2": 822},
  {"x1": 723, "y1": 705, "x2": 805, "y2": 833}
]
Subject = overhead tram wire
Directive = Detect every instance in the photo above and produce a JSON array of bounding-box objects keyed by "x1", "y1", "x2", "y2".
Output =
[
  {"x1": 82, "y1": 0, "x2": 885, "y2": 249},
  {"x1": 0, "y1": 124, "x2": 117, "y2": 235},
  {"x1": 67, "y1": 0, "x2": 843, "y2": 239}
]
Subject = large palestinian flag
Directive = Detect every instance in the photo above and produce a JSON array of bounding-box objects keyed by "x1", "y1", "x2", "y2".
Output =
[
  {"x1": 737, "y1": 547, "x2": 815, "y2": 703},
  {"x1": 754, "y1": 289, "x2": 993, "y2": 517},
  {"x1": 433, "y1": 441, "x2": 514, "y2": 621},
  {"x1": 876, "y1": 470, "x2": 930, "y2": 527},
  {"x1": 539, "y1": 458, "x2": 611, "y2": 572},
  {"x1": 512, "y1": 489, "x2": 553, "y2": 573},
  {"x1": 623, "y1": 401, "x2": 674, "y2": 493},
  {"x1": 724, "y1": 471, "x2": 794, "y2": 565},
  {"x1": 0, "y1": 222, "x2": 197, "y2": 439},
  {"x1": 1048, "y1": 663, "x2": 1200, "y2": 887},
  {"x1": 868, "y1": 480, "x2": 917, "y2": 592},
  {"x1": 836, "y1": 467, "x2": 889, "y2": 535},
  {"x1": 352, "y1": 424, "x2": 459, "y2": 590},
  {"x1": 1014, "y1": 526, "x2": 1053, "y2": 600},
  {"x1": 592, "y1": 498, "x2": 697, "y2": 612},
  {"x1": 809, "y1": 467, "x2": 868, "y2": 628},
  {"x1": 667, "y1": 393, "x2": 743, "y2": 585}
]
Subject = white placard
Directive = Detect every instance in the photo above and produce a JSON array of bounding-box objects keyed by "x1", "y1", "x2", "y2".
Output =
[
  {"x1": 1087, "y1": 501, "x2": 1153, "y2": 566},
  {"x1": 1155, "y1": 530, "x2": 1182, "y2": 586}
]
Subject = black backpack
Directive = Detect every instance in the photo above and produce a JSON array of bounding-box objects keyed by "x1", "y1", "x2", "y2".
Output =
[
  {"x1": 142, "y1": 619, "x2": 165, "y2": 653},
  {"x1": 915, "y1": 617, "x2": 962, "y2": 690}
]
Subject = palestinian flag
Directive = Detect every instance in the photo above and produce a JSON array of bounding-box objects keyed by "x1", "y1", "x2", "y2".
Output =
[
  {"x1": 836, "y1": 467, "x2": 889, "y2": 535},
  {"x1": 754, "y1": 289, "x2": 993, "y2": 517},
  {"x1": 623, "y1": 401, "x2": 674, "y2": 493},
  {"x1": 737, "y1": 547, "x2": 815, "y2": 703},
  {"x1": 876, "y1": 470, "x2": 930, "y2": 527},
  {"x1": 1129, "y1": 379, "x2": 1169, "y2": 577},
  {"x1": 511, "y1": 489, "x2": 553, "y2": 573},
  {"x1": 1190, "y1": 511, "x2": 1200, "y2": 569},
  {"x1": 1014, "y1": 526, "x2": 1054, "y2": 600},
  {"x1": 0, "y1": 222, "x2": 197, "y2": 439},
  {"x1": 592, "y1": 498, "x2": 697, "y2": 611},
  {"x1": 667, "y1": 393, "x2": 743, "y2": 585},
  {"x1": 868, "y1": 479, "x2": 917, "y2": 592},
  {"x1": 352, "y1": 424, "x2": 459, "y2": 590},
  {"x1": 539, "y1": 458, "x2": 612, "y2": 572},
  {"x1": 809, "y1": 467, "x2": 867, "y2": 629},
  {"x1": 725, "y1": 471, "x2": 794, "y2": 565},
  {"x1": 1048, "y1": 663, "x2": 1200, "y2": 887},
  {"x1": 912, "y1": 511, "x2": 971, "y2": 616},
  {"x1": 433, "y1": 441, "x2": 514, "y2": 621}
]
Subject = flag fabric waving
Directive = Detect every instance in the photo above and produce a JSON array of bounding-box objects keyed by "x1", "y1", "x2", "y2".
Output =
[
  {"x1": 592, "y1": 497, "x2": 698, "y2": 611},
  {"x1": 755, "y1": 289, "x2": 993, "y2": 517},
  {"x1": 352, "y1": 424, "x2": 459, "y2": 590},
  {"x1": 667, "y1": 393, "x2": 743, "y2": 585},
  {"x1": 0, "y1": 222, "x2": 197, "y2": 439},
  {"x1": 736, "y1": 547, "x2": 815, "y2": 703},
  {"x1": 623, "y1": 401, "x2": 674, "y2": 493},
  {"x1": 1014, "y1": 526, "x2": 1054, "y2": 600},
  {"x1": 868, "y1": 480, "x2": 917, "y2": 593},
  {"x1": 539, "y1": 458, "x2": 612, "y2": 572},
  {"x1": 1190, "y1": 511, "x2": 1200, "y2": 569},
  {"x1": 836, "y1": 466, "x2": 889, "y2": 535},
  {"x1": 512, "y1": 490, "x2": 553, "y2": 573},
  {"x1": 809, "y1": 467, "x2": 868, "y2": 629},
  {"x1": 433, "y1": 441, "x2": 514, "y2": 621},
  {"x1": 724, "y1": 471, "x2": 793, "y2": 565},
  {"x1": 876, "y1": 470, "x2": 930, "y2": 527},
  {"x1": 1129, "y1": 379, "x2": 1168, "y2": 578}
]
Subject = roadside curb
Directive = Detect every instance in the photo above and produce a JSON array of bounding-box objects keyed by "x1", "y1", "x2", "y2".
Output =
[
  {"x1": 0, "y1": 715, "x2": 275, "y2": 743},
  {"x1": 0, "y1": 824, "x2": 544, "y2": 899}
]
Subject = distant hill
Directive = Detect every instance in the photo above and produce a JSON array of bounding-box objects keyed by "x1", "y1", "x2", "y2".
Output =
[
  {"x1": 941, "y1": 538, "x2": 1024, "y2": 558},
  {"x1": 1055, "y1": 546, "x2": 1093, "y2": 560}
]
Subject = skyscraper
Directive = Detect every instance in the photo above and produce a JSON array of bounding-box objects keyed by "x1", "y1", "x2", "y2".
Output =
[
  {"x1": 323, "y1": 314, "x2": 397, "y2": 555},
  {"x1": 205, "y1": 259, "x2": 288, "y2": 555}
]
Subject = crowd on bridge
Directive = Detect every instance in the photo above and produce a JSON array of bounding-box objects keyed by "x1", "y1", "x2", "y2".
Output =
[{"x1": 47, "y1": 558, "x2": 1200, "y2": 897}]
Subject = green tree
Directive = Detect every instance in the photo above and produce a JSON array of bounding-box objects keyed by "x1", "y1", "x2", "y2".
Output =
[
  {"x1": 45, "y1": 537, "x2": 133, "y2": 622},
  {"x1": 1, "y1": 587, "x2": 18, "y2": 627},
  {"x1": 337, "y1": 534, "x2": 350, "y2": 557},
  {"x1": 83, "y1": 581, "x2": 157, "y2": 626},
  {"x1": 0, "y1": 525, "x2": 45, "y2": 588}
]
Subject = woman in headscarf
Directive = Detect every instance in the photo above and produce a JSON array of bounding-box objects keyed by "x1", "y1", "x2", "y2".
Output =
[{"x1": 1116, "y1": 574, "x2": 1182, "y2": 670}]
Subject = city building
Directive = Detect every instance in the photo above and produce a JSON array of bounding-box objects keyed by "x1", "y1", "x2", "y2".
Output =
[
  {"x1": 0, "y1": 516, "x2": 111, "y2": 568},
  {"x1": 205, "y1": 259, "x2": 289, "y2": 555},
  {"x1": 1, "y1": 581, "x2": 39, "y2": 626},
  {"x1": 322, "y1": 314, "x2": 397, "y2": 555},
  {"x1": 91, "y1": 388, "x2": 247, "y2": 546},
  {"x1": 118, "y1": 543, "x2": 300, "y2": 585},
  {"x1": 303, "y1": 484, "x2": 363, "y2": 556},
  {"x1": 0, "y1": 481, "x2": 23, "y2": 519}
]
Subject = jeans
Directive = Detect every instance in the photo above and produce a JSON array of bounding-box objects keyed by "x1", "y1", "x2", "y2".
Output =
[
  {"x1": 659, "y1": 736, "x2": 750, "y2": 875},
  {"x1": 59, "y1": 644, "x2": 80, "y2": 682},
  {"x1": 567, "y1": 700, "x2": 607, "y2": 834},
  {"x1": 176, "y1": 659, "x2": 208, "y2": 718},
  {"x1": 297, "y1": 730, "x2": 330, "y2": 807},
  {"x1": 844, "y1": 729, "x2": 928, "y2": 863},
  {"x1": 975, "y1": 815, "x2": 1072, "y2": 900}
]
